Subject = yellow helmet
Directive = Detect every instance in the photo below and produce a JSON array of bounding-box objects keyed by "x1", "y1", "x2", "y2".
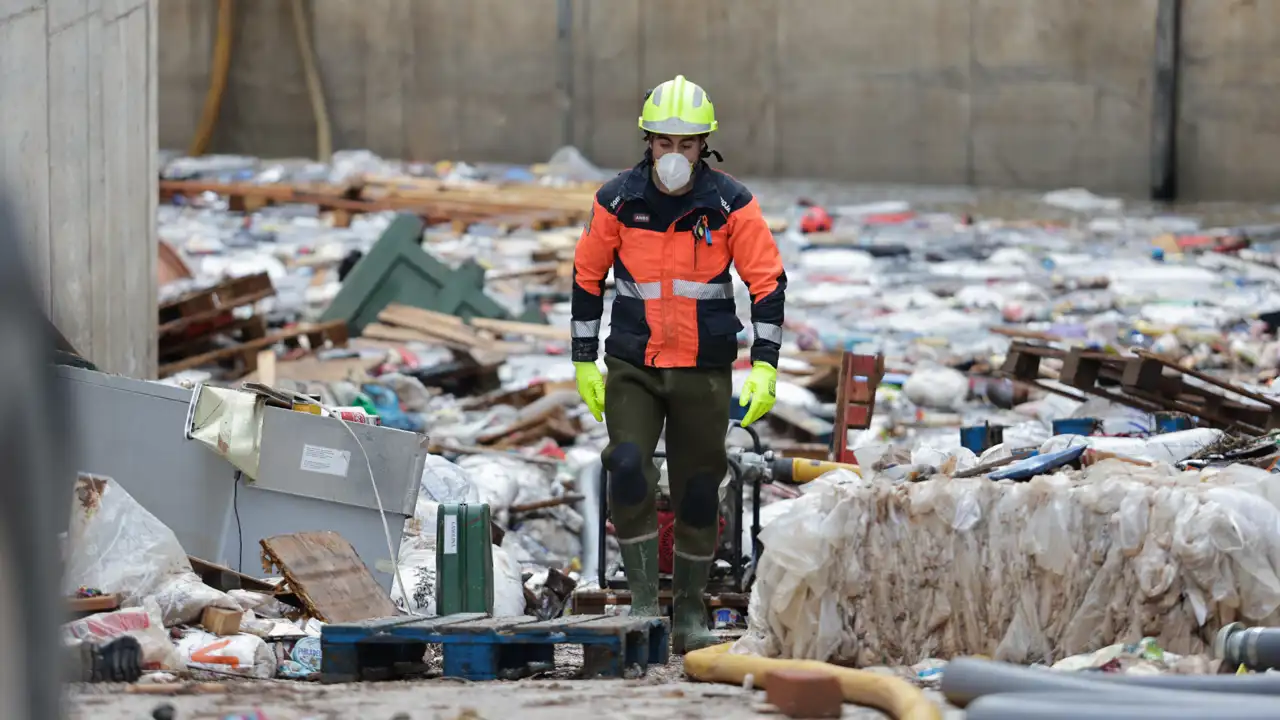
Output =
[{"x1": 638, "y1": 75, "x2": 718, "y2": 136}]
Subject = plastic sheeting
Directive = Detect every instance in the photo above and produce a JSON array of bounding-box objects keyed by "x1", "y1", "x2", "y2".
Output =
[
  {"x1": 735, "y1": 461, "x2": 1280, "y2": 667},
  {"x1": 64, "y1": 475, "x2": 239, "y2": 626}
]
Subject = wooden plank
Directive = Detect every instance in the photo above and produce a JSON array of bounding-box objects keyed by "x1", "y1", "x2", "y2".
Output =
[
  {"x1": 158, "y1": 321, "x2": 348, "y2": 376},
  {"x1": 515, "y1": 614, "x2": 610, "y2": 633},
  {"x1": 187, "y1": 555, "x2": 278, "y2": 594},
  {"x1": 67, "y1": 593, "x2": 121, "y2": 614},
  {"x1": 560, "y1": 615, "x2": 654, "y2": 635},
  {"x1": 360, "y1": 322, "x2": 449, "y2": 346},
  {"x1": 325, "y1": 616, "x2": 425, "y2": 636},
  {"x1": 241, "y1": 355, "x2": 380, "y2": 384},
  {"x1": 378, "y1": 305, "x2": 484, "y2": 347},
  {"x1": 469, "y1": 317, "x2": 570, "y2": 341},
  {"x1": 48, "y1": 16, "x2": 94, "y2": 359},
  {"x1": 438, "y1": 615, "x2": 539, "y2": 634},
  {"x1": 260, "y1": 531, "x2": 399, "y2": 624},
  {"x1": 1137, "y1": 350, "x2": 1280, "y2": 410},
  {"x1": 389, "y1": 613, "x2": 489, "y2": 635}
]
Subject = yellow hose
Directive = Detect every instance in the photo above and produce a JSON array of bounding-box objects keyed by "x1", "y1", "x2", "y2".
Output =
[
  {"x1": 683, "y1": 643, "x2": 943, "y2": 720},
  {"x1": 288, "y1": 0, "x2": 333, "y2": 161},
  {"x1": 188, "y1": 0, "x2": 235, "y2": 156}
]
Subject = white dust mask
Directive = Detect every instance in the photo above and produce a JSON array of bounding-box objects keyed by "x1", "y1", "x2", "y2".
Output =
[{"x1": 655, "y1": 152, "x2": 693, "y2": 190}]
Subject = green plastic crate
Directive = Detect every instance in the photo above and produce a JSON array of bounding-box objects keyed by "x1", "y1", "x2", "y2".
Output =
[{"x1": 435, "y1": 503, "x2": 495, "y2": 615}]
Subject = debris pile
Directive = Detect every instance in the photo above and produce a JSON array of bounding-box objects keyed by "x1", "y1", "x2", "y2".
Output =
[{"x1": 54, "y1": 146, "x2": 1280, "y2": 691}]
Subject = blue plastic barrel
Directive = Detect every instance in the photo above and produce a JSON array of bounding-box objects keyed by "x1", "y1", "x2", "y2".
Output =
[
  {"x1": 1052, "y1": 417, "x2": 1100, "y2": 436},
  {"x1": 1154, "y1": 413, "x2": 1193, "y2": 433},
  {"x1": 960, "y1": 424, "x2": 1004, "y2": 454},
  {"x1": 960, "y1": 426, "x2": 989, "y2": 453}
]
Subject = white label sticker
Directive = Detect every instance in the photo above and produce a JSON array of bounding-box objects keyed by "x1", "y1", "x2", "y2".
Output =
[
  {"x1": 299, "y1": 444, "x2": 351, "y2": 477},
  {"x1": 442, "y1": 514, "x2": 459, "y2": 555}
]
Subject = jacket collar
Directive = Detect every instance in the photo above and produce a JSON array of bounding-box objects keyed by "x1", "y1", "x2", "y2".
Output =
[{"x1": 617, "y1": 160, "x2": 727, "y2": 216}]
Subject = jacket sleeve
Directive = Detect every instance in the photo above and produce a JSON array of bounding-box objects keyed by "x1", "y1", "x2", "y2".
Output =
[
  {"x1": 726, "y1": 193, "x2": 787, "y2": 367},
  {"x1": 571, "y1": 195, "x2": 622, "y2": 362}
]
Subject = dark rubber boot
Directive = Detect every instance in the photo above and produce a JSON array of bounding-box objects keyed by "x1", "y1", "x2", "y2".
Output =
[
  {"x1": 66, "y1": 635, "x2": 143, "y2": 683},
  {"x1": 619, "y1": 537, "x2": 660, "y2": 618},
  {"x1": 671, "y1": 555, "x2": 719, "y2": 655}
]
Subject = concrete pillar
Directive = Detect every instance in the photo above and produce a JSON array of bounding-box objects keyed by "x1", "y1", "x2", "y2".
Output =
[{"x1": 0, "y1": 0, "x2": 158, "y2": 378}]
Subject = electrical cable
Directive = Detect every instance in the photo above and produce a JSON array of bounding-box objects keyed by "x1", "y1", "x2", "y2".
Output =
[
  {"x1": 328, "y1": 412, "x2": 414, "y2": 613},
  {"x1": 233, "y1": 470, "x2": 243, "y2": 574}
]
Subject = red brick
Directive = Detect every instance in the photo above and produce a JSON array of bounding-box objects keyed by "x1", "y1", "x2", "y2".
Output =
[{"x1": 765, "y1": 668, "x2": 844, "y2": 718}]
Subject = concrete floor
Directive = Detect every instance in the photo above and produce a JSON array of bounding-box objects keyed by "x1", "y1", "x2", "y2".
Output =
[{"x1": 66, "y1": 649, "x2": 960, "y2": 720}]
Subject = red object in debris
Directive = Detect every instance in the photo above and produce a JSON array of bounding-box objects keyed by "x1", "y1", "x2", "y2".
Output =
[
  {"x1": 862, "y1": 211, "x2": 916, "y2": 226},
  {"x1": 799, "y1": 205, "x2": 833, "y2": 233},
  {"x1": 766, "y1": 668, "x2": 844, "y2": 718},
  {"x1": 657, "y1": 510, "x2": 725, "y2": 574}
]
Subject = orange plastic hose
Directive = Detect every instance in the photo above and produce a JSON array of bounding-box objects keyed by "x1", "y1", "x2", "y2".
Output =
[{"x1": 683, "y1": 643, "x2": 943, "y2": 720}]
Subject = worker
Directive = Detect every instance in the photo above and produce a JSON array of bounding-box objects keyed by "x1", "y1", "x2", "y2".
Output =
[{"x1": 571, "y1": 75, "x2": 786, "y2": 653}]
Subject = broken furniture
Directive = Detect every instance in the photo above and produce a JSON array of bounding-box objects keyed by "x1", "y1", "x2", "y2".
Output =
[
  {"x1": 998, "y1": 342, "x2": 1280, "y2": 434},
  {"x1": 320, "y1": 214, "x2": 512, "y2": 335},
  {"x1": 261, "y1": 531, "x2": 399, "y2": 623},
  {"x1": 320, "y1": 614, "x2": 670, "y2": 683},
  {"x1": 832, "y1": 352, "x2": 885, "y2": 463},
  {"x1": 57, "y1": 365, "x2": 426, "y2": 591}
]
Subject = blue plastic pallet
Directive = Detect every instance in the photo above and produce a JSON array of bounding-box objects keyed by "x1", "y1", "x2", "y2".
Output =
[{"x1": 320, "y1": 613, "x2": 670, "y2": 683}]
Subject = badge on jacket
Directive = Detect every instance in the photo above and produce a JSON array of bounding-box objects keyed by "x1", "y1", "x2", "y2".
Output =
[{"x1": 693, "y1": 215, "x2": 711, "y2": 246}]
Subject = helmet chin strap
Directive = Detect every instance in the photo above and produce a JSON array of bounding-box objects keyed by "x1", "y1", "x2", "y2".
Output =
[{"x1": 643, "y1": 134, "x2": 723, "y2": 164}]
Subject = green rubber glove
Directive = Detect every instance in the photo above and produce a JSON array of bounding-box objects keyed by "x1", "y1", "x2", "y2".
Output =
[
  {"x1": 574, "y1": 361, "x2": 606, "y2": 422},
  {"x1": 738, "y1": 361, "x2": 778, "y2": 428}
]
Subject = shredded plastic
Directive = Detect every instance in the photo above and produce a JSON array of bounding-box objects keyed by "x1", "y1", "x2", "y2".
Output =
[{"x1": 735, "y1": 462, "x2": 1280, "y2": 666}]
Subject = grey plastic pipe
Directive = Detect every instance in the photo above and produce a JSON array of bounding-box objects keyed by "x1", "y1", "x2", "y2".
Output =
[
  {"x1": 1217, "y1": 622, "x2": 1280, "y2": 672},
  {"x1": 942, "y1": 656, "x2": 1280, "y2": 707},
  {"x1": 967, "y1": 692, "x2": 1280, "y2": 720}
]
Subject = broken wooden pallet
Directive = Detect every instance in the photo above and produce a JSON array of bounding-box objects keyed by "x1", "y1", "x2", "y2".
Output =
[
  {"x1": 160, "y1": 315, "x2": 269, "y2": 367},
  {"x1": 158, "y1": 272, "x2": 275, "y2": 338},
  {"x1": 998, "y1": 342, "x2": 1280, "y2": 434},
  {"x1": 158, "y1": 320, "x2": 348, "y2": 378},
  {"x1": 320, "y1": 613, "x2": 669, "y2": 683},
  {"x1": 260, "y1": 530, "x2": 397, "y2": 624}
]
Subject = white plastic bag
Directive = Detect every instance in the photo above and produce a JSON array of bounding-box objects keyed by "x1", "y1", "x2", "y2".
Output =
[
  {"x1": 63, "y1": 475, "x2": 238, "y2": 626},
  {"x1": 903, "y1": 365, "x2": 969, "y2": 410},
  {"x1": 493, "y1": 545, "x2": 527, "y2": 617},
  {"x1": 391, "y1": 545, "x2": 437, "y2": 616},
  {"x1": 62, "y1": 598, "x2": 182, "y2": 671},
  {"x1": 420, "y1": 455, "x2": 481, "y2": 505},
  {"x1": 177, "y1": 629, "x2": 276, "y2": 679}
]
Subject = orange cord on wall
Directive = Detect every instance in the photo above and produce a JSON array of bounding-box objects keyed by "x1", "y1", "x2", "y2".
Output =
[
  {"x1": 188, "y1": 0, "x2": 234, "y2": 157},
  {"x1": 289, "y1": 0, "x2": 333, "y2": 161}
]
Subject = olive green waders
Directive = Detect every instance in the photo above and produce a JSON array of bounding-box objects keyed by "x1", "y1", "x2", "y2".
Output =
[{"x1": 602, "y1": 355, "x2": 730, "y2": 654}]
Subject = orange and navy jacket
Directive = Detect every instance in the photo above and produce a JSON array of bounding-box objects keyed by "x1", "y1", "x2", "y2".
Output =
[{"x1": 572, "y1": 160, "x2": 787, "y2": 369}]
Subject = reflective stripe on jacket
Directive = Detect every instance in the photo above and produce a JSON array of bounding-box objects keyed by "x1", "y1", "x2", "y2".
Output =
[{"x1": 571, "y1": 160, "x2": 786, "y2": 369}]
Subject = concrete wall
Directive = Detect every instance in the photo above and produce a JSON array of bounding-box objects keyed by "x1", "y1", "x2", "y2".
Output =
[
  {"x1": 0, "y1": 0, "x2": 158, "y2": 378},
  {"x1": 160, "y1": 0, "x2": 1280, "y2": 201}
]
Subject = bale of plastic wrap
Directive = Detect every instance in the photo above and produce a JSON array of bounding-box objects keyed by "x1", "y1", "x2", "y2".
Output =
[{"x1": 734, "y1": 461, "x2": 1280, "y2": 666}]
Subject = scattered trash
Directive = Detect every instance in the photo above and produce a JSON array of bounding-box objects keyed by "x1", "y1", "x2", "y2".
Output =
[{"x1": 177, "y1": 629, "x2": 277, "y2": 680}]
